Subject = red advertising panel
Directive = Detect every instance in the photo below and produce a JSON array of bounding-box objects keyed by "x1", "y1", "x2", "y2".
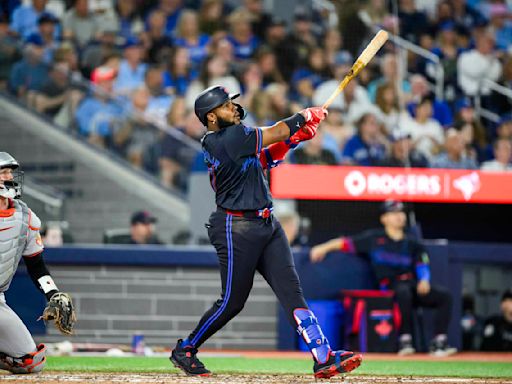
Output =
[{"x1": 270, "y1": 165, "x2": 512, "y2": 204}]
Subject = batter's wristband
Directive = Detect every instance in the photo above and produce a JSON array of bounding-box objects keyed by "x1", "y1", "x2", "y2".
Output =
[{"x1": 283, "y1": 113, "x2": 306, "y2": 137}]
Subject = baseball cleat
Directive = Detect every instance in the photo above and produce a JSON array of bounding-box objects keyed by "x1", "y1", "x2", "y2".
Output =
[
  {"x1": 313, "y1": 350, "x2": 363, "y2": 379},
  {"x1": 170, "y1": 339, "x2": 211, "y2": 376}
]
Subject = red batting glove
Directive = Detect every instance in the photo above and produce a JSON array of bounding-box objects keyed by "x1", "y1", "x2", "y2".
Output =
[
  {"x1": 300, "y1": 107, "x2": 328, "y2": 124},
  {"x1": 289, "y1": 121, "x2": 318, "y2": 144}
]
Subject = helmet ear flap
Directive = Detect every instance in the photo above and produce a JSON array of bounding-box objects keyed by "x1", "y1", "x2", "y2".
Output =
[{"x1": 234, "y1": 103, "x2": 247, "y2": 121}]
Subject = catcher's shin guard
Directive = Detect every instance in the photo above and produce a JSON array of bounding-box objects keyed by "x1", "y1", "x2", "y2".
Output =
[
  {"x1": 294, "y1": 308, "x2": 331, "y2": 364},
  {"x1": 0, "y1": 344, "x2": 46, "y2": 374}
]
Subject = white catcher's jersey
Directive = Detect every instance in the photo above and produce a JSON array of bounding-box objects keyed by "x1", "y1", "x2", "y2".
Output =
[{"x1": 0, "y1": 199, "x2": 44, "y2": 292}]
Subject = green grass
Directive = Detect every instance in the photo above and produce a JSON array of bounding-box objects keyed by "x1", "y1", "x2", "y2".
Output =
[{"x1": 46, "y1": 356, "x2": 512, "y2": 378}]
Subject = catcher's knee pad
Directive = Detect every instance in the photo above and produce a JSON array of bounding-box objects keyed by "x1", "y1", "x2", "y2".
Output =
[
  {"x1": 294, "y1": 308, "x2": 331, "y2": 364},
  {"x1": 0, "y1": 344, "x2": 46, "y2": 374}
]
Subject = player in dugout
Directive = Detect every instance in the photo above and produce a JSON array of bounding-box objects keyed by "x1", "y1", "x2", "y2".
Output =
[{"x1": 310, "y1": 200, "x2": 457, "y2": 357}]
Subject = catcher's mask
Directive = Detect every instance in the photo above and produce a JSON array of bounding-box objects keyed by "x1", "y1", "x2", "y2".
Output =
[
  {"x1": 0, "y1": 152, "x2": 23, "y2": 199},
  {"x1": 194, "y1": 85, "x2": 246, "y2": 126}
]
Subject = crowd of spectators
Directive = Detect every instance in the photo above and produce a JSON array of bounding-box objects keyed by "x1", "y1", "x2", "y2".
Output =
[{"x1": 1, "y1": 0, "x2": 512, "y2": 193}]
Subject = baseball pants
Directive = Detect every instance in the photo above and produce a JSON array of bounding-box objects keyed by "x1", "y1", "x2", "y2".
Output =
[
  {"x1": 0, "y1": 293, "x2": 37, "y2": 357},
  {"x1": 187, "y1": 211, "x2": 307, "y2": 347},
  {"x1": 393, "y1": 280, "x2": 453, "y2": 336}
]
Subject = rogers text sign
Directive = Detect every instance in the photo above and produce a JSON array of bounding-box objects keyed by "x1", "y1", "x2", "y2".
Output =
[{"x1": 270, "y1": 165, "x2": 512, "y2": 204}]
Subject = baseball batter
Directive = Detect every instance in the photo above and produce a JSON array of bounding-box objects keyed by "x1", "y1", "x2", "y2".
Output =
[
  {"x1": 170, "y1": 86, "x2": 362, "y2": 379},
  {"x1": 0, "y1": 152, "x2": 75, "y2": 374}
]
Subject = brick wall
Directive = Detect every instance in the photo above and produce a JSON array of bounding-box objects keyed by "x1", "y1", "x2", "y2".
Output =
[{"x1": 37, "y1": 265, "x2": 279, "y2": 350}]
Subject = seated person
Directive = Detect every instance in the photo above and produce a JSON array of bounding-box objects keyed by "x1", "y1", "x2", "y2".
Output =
[
  {"x1": 310, "y1": 200, "x2": 456, "y2": 357},
  {"x1": 480, "y1": 289, "x2": 512, "y2": 351},
  {"x1": 129, "y1": 210, "x2": 163, "y2": 245}
]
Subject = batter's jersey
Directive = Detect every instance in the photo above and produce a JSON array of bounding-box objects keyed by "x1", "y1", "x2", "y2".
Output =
[
  {"x1": 201, "y1": 124, "x2": 272, "y2": 210},
  {"x1": 347, "y1": 229, "x2": 429, "y2": 282},
  {"x1": 0, "y1": 199, "x2": 44, "y2": 292}
]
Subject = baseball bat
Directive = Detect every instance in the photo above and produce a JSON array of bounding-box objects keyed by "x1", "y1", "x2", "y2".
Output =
[{"x1": 322, "y1": 30, "x2": 389, "y2": 110}]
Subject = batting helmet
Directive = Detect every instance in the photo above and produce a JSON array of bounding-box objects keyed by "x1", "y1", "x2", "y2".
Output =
[
  {"x1": 194, "y1": 86, "x2": 240, "y2": 125},
  {"x1": 0, "y1": 152, "x2": 23, "y2": 199}
]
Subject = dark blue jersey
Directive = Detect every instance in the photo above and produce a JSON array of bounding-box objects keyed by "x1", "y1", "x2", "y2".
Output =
[{"x1": 201, "y1": 124, "x2": 272, "y2": 211}]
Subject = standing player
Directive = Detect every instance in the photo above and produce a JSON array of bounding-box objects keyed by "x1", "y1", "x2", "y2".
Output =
[
  {"x1": 0, "y1": 152, "x2": 76, "y2": 374},
  {"x1": 170, "y1": 86, "x2": 363, "y2": 379},
  {"x1": 310, "y1": 200, "x2": 456, "y2": 356}
]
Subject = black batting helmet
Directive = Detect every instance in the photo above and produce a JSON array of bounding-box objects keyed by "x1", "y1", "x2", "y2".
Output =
[{"x1": 194, "y1": 85, "x2": 240, "y2": 125}]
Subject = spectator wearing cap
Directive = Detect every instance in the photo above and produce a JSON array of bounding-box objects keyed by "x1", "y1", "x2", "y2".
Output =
[
  {"x1": 480, "y1": 289, "x2": 512, "y2": 351},
  {"x1": 26, "y1": 12, "x2": 60, "y2": 64},
  {"x1": 263, "y1": 15, "x2": 287, "y2": 50},
  {"x1": 75, "y1": 66, "x2": 124, "y2": 147},
  {"x1": 0, "y1": 14, "x2": 22, "y2": 89},
  {"x1": 310, "y1": 199, "x2": 456, "y2": 357},
  {"x1": 275, "y1": 6, "x2": 318, "y2": 82},
  {"x1": 8, "y1": 34, "x2": 48, "y2": 97},
  {"x1": 62, "y1": 0, "x2": 103, "y2": 48},
  {"x1": 403, "y1": 96, "x2": 445, "y2": 161},
  {"x1": 428, "y1": 21, "x2": 464, "y2": 101},
  {"x1": 457, "y1": 31, "x2": 502, "y2": 97},
  {"x1": 481, "y1": 138, "x2": 512, "y2": 172},
  {"x1": 113, "y1": 36, "x2": 148, "y2": 95},
  {"x1": 431, "y1": 128, "x2": 478, "y2": 169},
  {"x1": 174, "y1": 9, "x2": 210, "y2": 70},
  {"x1": 225, "y1": 8, "x2": 260, "y2": 61},
  {"x1": 378, "y1": 131, "x2": 428, "y2": 168},
  {"x1": 130, "y1": 210, "x2": 163, "y2": 245},
  {"x1": 10, "y1": 0, "x2": 53, "y2": 39},
  {"x1": 407, "y1": 74, "x2": 453, "y2": 127},
  {"x1": 341, "y1": 112, "x2": 387, "y2": 166}
]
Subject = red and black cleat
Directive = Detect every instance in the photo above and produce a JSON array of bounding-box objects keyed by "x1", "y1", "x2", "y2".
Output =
[
  {"x1": 313, "y1": 350, "x2": 363, "y2": 379},
  {"x1": 170, "y1": 339, "x2": 211, "y2": 377}
]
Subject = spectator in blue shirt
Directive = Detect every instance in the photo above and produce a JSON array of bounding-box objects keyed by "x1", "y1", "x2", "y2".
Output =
[
  {"x1": 9, "y1": 0, "x2": 51, "y2": 39},
  {"x1": 75, "y1": 66, "x2": 124, "y2": 147},
  {"x1": 431, "y1": 129, "x2": 478, "y2": 169},
  {"x1": 163, "y1": 46, "x2": 197, "y2": 97},
  {"x1": 27, "y1": 12, "x2": 60, "y2": 64},
  {"x1": 9, "y1": 35, "x2": 48, "y2": 97},
  {"x1": 225, "y1": 8, "x2": 260, "y2": 61},
  {"x1": 173, "y1": 9, "x2": 210, "y2": 71},
  {"x1": 487, "y1": 4, "x2": 512, "y2": 52},
  {"x1": 114, "y1": 37, "x2": 148, "y2": 96},
  {"x1": 342, "y1": 112, "x2": 388, "y2": 166}
]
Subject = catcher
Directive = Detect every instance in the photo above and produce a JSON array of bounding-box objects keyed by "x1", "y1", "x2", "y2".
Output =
[{"x1": 0, "y1": 152, "x2": 76, "y2": 374}]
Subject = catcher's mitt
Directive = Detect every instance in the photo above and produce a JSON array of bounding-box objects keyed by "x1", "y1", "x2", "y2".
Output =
[{"x1": 40, "y1": 292, "x2": 77, "y2": 335}]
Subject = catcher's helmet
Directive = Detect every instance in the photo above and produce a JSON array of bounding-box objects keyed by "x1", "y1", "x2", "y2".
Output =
[
  {"x1": 0, "y1": 152, "x2": 23, "y2": 199},
  {"x1": 194, "y1": 85, "x2": 240, "y2": 125}
]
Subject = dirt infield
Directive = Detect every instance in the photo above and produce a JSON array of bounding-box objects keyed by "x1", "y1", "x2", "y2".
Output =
[{"x1": 1, "y1": 373, "x2": 512, "y2": 384}]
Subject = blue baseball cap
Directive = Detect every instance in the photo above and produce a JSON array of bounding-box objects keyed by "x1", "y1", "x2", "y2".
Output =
[
  {"x1": 380, "y1": 200, "x2": 405, "y2": 214},
  {"x1": 25, "y1": 33, "x2": 45, "y2": 47},
  {"x1": 38, "y1": 12, "x2": 59, "y2": 24},
  {"x1": 123, "y1": 36, "x2": 142, "y2": 49},
  {"x1": 455, "y1": 97, "x2": 472, "y2": 113},
  {"x1": 334, "y1": 51, "x2": 353, "y2": 66}
]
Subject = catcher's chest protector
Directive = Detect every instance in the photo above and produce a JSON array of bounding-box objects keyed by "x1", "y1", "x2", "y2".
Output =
[{"x1": 0, "y1": 200, "x2": 29, "y2": 292}]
